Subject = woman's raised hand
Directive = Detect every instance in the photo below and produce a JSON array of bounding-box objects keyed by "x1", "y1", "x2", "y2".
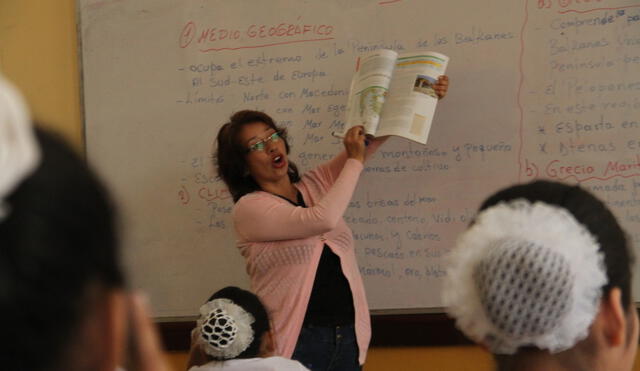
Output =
[
  {"x1": 435, "y1": 75, "x2": 449, "y2": 99},
  {"x1": 344, "y1": 125, "x2": 367, "y2": 163}
]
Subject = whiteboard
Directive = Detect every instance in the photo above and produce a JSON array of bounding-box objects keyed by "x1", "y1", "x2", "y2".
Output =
[{"x1": 79, "y1": 0, "x2": 640, "y2": 317}]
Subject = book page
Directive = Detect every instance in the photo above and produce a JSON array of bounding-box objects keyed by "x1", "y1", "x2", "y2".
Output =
[
  {"x1": 342, "y1": 49, "x2": 398, "y2": 136},
  {"x1": 376, "y1": 52, "x2": 449, "y2": 144}
]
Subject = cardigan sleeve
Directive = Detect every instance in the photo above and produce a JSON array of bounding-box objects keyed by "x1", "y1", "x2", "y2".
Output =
[
  {"x1": 233, "y1": 158, "x2": 364, "y2": 242},
  {"x1": 309, "y1": 138, "x2": 385, "y2": 186}
]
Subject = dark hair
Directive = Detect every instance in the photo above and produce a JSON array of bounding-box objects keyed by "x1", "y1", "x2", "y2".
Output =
[
  {"x1": 0, "y1": 128, "x2": 124, "y2": 370},
  {"x1": 206, "y1": 286, "x2": 270, "y2": 360},
  {"x1": 215, "y1": 110, "x2": 300, "y2": 202},
  {"x1": 479, "y1": 180, "x2": 633, "y2": 309}
]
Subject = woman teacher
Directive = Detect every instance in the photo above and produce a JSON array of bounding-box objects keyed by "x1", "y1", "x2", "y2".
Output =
[{"x1": 215, "y1": 76, "x2": 449, "y2": 371}]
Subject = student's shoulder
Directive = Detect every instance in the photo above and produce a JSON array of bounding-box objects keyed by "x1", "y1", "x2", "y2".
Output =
[
  {"x1": 256, "y1": 356, "x2": 310, "y2": 370},
  {"x1": 235, "y1": 191, "x2": 274, "y2": 206},
  {"x1": 189, "y1": 357, "x2": 308, "y2": 371}
]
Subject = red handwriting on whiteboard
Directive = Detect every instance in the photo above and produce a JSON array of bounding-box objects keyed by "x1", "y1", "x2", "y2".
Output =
[
  {"x1": 179, "y1": 19, "x2": 335, "y2": 52},
  {"x1": 198, "y1": 187, "x2": 232, "y2": 202},
  {"x1": 537, "y1": 0, "x2": 605, "y2": 9},
  {"x1": 540, "y1": 157, "x2": 640, "y2": 182},
  {"x1": 603, "y1": 155, "x2": 640, "y2": 178},
  {"x1": 524, "y1": 158, "x2": 540, "y2": 178},
  {"x1": 535, "y1": 0, "x2": 640, "y2": 14},
  {"x1": 545, "y1": 159, "x2": 595, "y2": 179},
  {"x1": 179, "y1": 185, "x2": 191, "y2": 205}
]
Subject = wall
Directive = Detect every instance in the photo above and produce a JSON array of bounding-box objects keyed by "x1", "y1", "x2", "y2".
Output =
[{"x1": 0, "y1": 0, "x2": 82, "y2": 150}]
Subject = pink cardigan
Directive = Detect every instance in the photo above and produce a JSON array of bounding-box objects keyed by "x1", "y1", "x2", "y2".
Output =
[{"x1": 232, "y1": 151, "x2": 372, "y2": 365}]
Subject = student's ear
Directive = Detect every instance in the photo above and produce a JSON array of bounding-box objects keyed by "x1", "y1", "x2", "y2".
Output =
[{"x1": 597, "y1": 287, "x2": 626, "y2": 347}]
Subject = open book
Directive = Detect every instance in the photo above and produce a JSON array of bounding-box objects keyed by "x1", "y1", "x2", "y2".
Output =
[{"x1": 338, "y1": 49, "x2": 449, "y2": 145}]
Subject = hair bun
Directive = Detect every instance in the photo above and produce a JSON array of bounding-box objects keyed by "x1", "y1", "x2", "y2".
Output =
[
  {"x1": 443, "y1": 199, "x2": 607, "y2": 354},
  {"x1": 196, "y1": 298, "x2": 255, "y2": 360}
]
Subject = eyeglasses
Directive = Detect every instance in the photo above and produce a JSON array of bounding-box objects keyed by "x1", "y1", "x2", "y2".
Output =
[{"x1": 247, "y1": 131, "x2": 282, "y2": 152}]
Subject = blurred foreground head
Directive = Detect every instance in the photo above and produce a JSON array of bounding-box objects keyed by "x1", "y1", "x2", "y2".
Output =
[
  {"x1": 444, "y1": 180, "x2": 637, "y2": 371},
  {"x1": 0, "y1": 75, "x2": 129, "y2": 371}
]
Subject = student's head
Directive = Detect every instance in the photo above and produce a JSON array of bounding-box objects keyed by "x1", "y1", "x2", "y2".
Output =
[
  {"x1": 215, "y1": 110, "x2": 299, "y2": 202},
  {"x1": 444, "y1": 180, "x2": 637, "y2": 371},
  {"x1": 0, "y1": 77, "x2": 126, "y2": 370},
  {"x1": 194, "y1": 286, "x2": 272, "y2": 361}
]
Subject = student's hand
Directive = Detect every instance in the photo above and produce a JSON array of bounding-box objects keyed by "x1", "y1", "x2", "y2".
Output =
[
  {"x1": 344, "y1": 125, "x2": 366, "y2": 163},
  {"x1": 187, "y1": 327, "x2": 210, "y2": 368},
  {"x1": 435, "y1": 75, "x2": 449, "y2": 99},
  {"x1": 126, "y1": 294, "x2": 170, "y2": 371}
]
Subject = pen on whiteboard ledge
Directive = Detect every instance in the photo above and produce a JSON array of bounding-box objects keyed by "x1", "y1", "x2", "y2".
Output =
[{"x1": 331, "y1": 131, "x2": 370, "y2": 146}]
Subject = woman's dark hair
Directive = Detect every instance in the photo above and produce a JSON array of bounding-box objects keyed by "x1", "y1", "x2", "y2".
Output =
[
  {"x1": 479, "y1": 180, "x2": 633, "y2": 309},
  {"x1": 0, "y1": 127, "x2": 124, "y2": 370},
  {"x1": 207, "y1": 286, "x2": 270, "y2": 360},
  {"x1": 215, "y1": 110, "x2": 300, "y2": 202}
]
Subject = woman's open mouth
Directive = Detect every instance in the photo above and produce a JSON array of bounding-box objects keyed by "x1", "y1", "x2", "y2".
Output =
[{"x1": 272, "y1": 155, "x2": 286, "y2": 168}]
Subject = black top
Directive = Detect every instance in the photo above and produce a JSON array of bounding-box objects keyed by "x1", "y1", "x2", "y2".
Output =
[{"x1": 275, "y1": 191, "x2": 355, "y2": 326}]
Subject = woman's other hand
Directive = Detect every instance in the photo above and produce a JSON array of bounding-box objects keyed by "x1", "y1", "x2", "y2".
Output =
[
  {"x1": 344, "y1": 125, "x2": 366, "y2": 163},
  {"x1": 435, "y1": 75, "x2": 449, "y2": 99}
]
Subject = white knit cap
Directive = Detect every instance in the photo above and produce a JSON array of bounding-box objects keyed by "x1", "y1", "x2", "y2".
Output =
[
  {"x1": 0, "y1": 75, "x2": 40, "y2": 220},
  {"x1": 443, "y1": 199, "x2": 607, "y2": 354}
]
